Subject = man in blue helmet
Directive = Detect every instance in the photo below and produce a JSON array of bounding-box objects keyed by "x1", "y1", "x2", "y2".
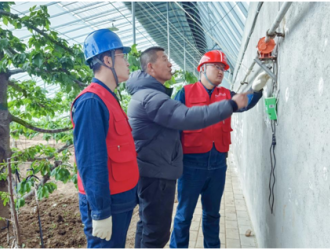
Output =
[{"x1": 70, "y1": 29, "x2": 139, "y2": 248}]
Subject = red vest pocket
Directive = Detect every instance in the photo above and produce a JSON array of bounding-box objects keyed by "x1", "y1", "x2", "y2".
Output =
[
  {"x1": 190, "y1": 96, "x2": 208, "y2": 105},
  {"x1": 221, "y1": 123, "x2": 233, "y2": 133},
  {"x1": 114, "y1": 119, "x2": 131, "y2": 135},
  {"x1": 108, "y1": 144, "x2": 137, "y2": 181},
  {"x1": 182, "y1": 129, "x2": 203, "y2": 147},
  {"x1": 221, "y1": 126, "x2": 232, "y2": 146}
]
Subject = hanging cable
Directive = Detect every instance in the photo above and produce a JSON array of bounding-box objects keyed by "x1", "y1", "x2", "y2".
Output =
[
  {"x1": 1, "y1": 219, "x2": 10, "y2": 246},
  {"x1": 1, "y1": 219, "x2": 10, "y2": 231},
  {"x1": 268, "y1": 112, "x2": 277, "y2": 214},
  {"x1": 26, "y1": 174, "x2": 44, "y2": 248}
]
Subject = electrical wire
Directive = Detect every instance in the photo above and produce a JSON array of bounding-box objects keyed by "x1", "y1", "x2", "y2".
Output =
[{"x1": 269, "y1": 114, "x2": 276, "y2": 214}]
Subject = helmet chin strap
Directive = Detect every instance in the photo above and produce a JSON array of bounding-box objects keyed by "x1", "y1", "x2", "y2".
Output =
[
  {"x1": 91, "y1": 51, "x2": 123, "y2": 101},
  {"x1": 202, "y1": 65, "x2": 217, "y2": 88},
  {"x1": 203, "y1": 71, "x2": 217, "y2": 88}
]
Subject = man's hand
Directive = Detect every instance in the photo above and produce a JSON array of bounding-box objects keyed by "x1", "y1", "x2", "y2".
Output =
[
  {"x1": 252, "y1": 72, "x2": 271, "y2": 92},
  {"x1": 92, "y1": 216, "x2": 112, "y2": 241},
  {"x1": 232, "y1": 93, "x2": 249, "y2": 109}
]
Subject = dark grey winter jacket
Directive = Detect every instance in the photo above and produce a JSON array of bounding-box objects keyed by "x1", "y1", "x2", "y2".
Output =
[{"x1": 126, "y1": 70, "x2": 234, "y2": 180}]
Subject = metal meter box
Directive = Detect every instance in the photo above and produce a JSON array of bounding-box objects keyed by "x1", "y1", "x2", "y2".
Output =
[{"x1": 264, "y1": 97, "x2": 277, "y2": 120}]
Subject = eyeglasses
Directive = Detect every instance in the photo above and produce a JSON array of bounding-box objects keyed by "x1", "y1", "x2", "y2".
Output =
[
  {"x1": 208, "y1": 64, "x2": 227, "y2": 72},
  {"x1": 115, "y1": 53, "x2": 128, "y2": 61}
]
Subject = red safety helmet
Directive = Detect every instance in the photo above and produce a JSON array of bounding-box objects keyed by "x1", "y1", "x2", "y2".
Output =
[{"x1": 197, "y1": 50, "x2": 230, "y2": 72}]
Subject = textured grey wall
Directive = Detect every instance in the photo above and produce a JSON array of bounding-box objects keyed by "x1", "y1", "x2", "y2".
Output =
[{"x1": 231, "y1": 2, "x2": 330, "y2": 248}]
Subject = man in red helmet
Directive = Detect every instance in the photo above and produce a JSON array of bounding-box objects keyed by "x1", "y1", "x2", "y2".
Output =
[{"x1": 170, "y1": 50, "x2": 269, "y2": 248}]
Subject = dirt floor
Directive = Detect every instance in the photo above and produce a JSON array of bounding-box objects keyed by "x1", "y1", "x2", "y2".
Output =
[
  {"x1": 0, "y1": 136, "x2": 139, "y2": 248},
  {"x1": 0, "y1": 182, "x2": 139, "y2": 248}
]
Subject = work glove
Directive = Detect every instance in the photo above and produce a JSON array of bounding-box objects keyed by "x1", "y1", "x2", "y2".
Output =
[
  {"x1": 92, "y1": 216, "x2": 112, "y2": 241},
  {"x1": 252, "y1": 72, "x2": 271, "y2": 92}
]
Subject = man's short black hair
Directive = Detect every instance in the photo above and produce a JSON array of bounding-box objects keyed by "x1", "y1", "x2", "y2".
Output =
[{"x1": 140, "y1": 46, "x2": 165, "y2": 72}]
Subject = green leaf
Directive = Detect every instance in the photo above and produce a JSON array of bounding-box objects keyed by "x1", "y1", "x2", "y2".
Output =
[
  {"x1": 16, "y1": 198, "x2": 25, "y2": 208},
  {"x1": 45, "y1": 182, "x2": 57, "y2": 193},
  {"x1": 51, "y1": 167, "x2": 71, "y2": 184},
  {"x1": 0, "y1": 39, "x2": 9, "y2": 50},
  {"x1": 32, "y1": 53, "x2": 43, "y2": 68},
  {"x1": 0, "y1": 191, "x2": 9, "y2": 207},
  {"x1": 29, "y1": 5, "x2": 37, "y2": 12},
  {"x1": 2, "y1": 16, "x2": 8, "y2": 26},
  {"x1": 37, "y1": 182, "x2": 57, "y2": 200},
  {"x1": 37, "y1": 185, "x2": 48, "y2": 200},
  {"x1": 0, "y1": 2, "x2": 14, "y2": 12},
  {"x1": 71, "y1": 174, "x2": 77, "y2": 189}
]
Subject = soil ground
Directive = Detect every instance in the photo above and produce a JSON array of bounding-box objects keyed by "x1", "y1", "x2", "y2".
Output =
[
  {"x1": 0, "y1": 181, "x2": 139, "y2": 248},
  {"x1": 0, "y1": 136, "x2": 139, "y2": 248}
]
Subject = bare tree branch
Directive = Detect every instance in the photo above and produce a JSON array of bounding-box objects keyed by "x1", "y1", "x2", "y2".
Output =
[{"x1": 10, "y1": 114, "x2": 72, "y2": 133}]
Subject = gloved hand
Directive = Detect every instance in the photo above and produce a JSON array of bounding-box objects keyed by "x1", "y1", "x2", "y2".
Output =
[
  {"x1": 92, "y1": 216, "x2": 112, "y2": 241},
  {"x1": 252, "y1": 72, "x2": 271, "y2": 92}
]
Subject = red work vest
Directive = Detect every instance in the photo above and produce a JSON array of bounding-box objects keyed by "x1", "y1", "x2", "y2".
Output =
[
  {"x1": 182, "y1": 81, "x2": 233, "y2": 154},
  {"x1": 70, "y1": 83, "x2": 139, "y2": 195}
]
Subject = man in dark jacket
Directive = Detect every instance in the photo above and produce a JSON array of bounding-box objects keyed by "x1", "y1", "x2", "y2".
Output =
[{"x1": 126, "y1": 47, "x2": 248, "y2": 248}]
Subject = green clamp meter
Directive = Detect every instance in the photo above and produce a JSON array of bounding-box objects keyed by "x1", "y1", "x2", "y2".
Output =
[{"x1": 264, "y1": 97, "x2": 277, "y2": 120}]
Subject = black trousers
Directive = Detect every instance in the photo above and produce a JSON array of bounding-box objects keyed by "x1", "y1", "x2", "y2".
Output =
[{"x1": 135, "y1": 176, "x2": 176, "y2": 248}]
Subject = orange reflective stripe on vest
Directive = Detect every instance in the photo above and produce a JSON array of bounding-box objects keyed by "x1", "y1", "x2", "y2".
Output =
[
  {"x1": 70, "y1": 83, "x2": 139, "y2": 195},
  {"x1": 182, "y1": 82, "x2": 233, "y2": 154}
]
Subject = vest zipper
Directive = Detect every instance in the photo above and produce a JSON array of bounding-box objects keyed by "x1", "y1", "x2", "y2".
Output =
[{"x1": 115, "y1": 142, "x2": 130, "y2": 151}]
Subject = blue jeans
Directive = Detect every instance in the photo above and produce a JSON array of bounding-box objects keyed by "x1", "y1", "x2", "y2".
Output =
[
  {"x1": 79, "y1": 193, "x2": 133, "y2": 248},
  {"x1": 170, "y1": 149, "x2": 227, "y2": 248}
]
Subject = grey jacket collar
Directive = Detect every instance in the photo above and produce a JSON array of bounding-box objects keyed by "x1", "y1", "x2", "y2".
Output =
[{"x1": 126, "y1": 70, "x2": 173, "y2": 97}]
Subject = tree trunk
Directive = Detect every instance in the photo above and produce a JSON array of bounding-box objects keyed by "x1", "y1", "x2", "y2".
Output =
[{"x1": 0, "y1": 69, "x2": 11, "y2": 228}]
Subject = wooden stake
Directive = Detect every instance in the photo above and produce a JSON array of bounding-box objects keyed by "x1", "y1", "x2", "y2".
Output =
[{"x1": 7, "y1": 158, "x2": 21, "y2": 248}]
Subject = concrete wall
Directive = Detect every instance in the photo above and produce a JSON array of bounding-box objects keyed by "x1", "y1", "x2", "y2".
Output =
[{"x1": 230, "y1": 2, "x2": 330, "y2": 248}]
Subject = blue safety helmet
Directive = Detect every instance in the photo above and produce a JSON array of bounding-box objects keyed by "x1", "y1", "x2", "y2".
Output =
[{"x1": 83, "y1": 29, "x2": 131, "y2": 64}]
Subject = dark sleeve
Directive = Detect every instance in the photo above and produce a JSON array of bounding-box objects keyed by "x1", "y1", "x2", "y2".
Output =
[
  {"x1": 73, "y1": 94, "x2": 111, "y2": 220},
  {"x1": 143, "y1": 90, "x2": 234, "y2": 131},
  {"x1": 230, "y1": 88, "x2": 263, "y2": 113}
]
